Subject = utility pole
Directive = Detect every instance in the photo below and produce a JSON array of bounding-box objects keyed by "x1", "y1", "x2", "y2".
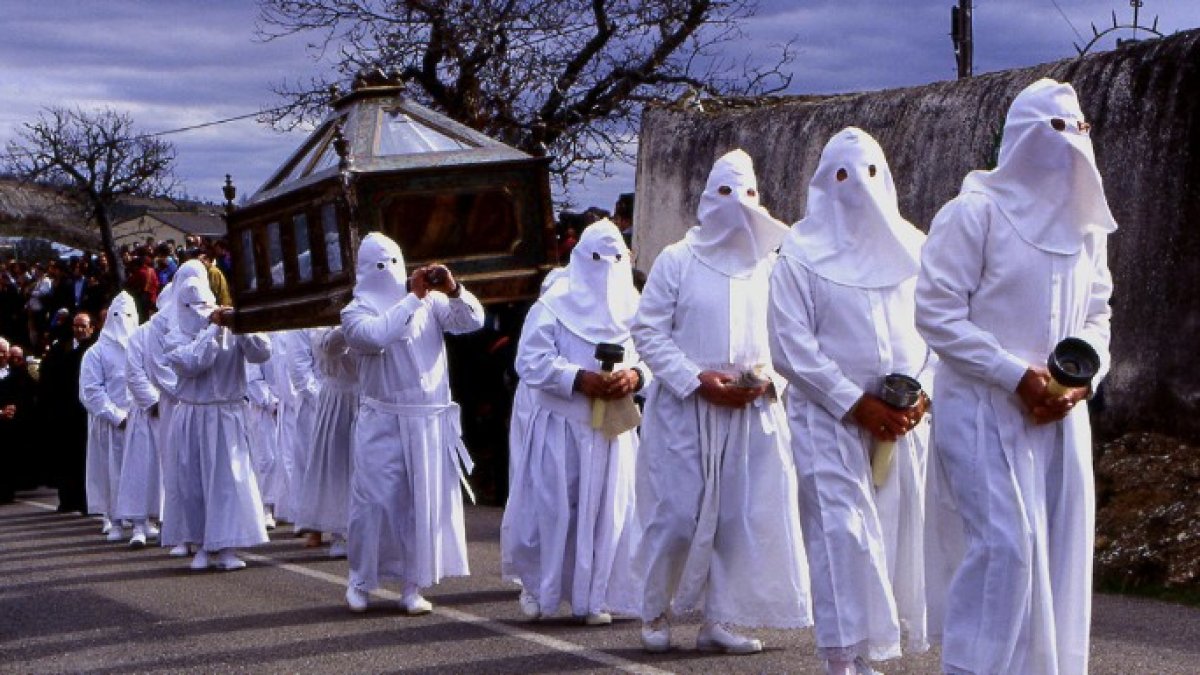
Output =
[{"x1": 951, "y1": 0, "x2": 974, "y2": 78}]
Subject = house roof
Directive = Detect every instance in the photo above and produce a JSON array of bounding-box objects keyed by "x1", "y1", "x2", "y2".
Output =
[{"x1": 143, "y1": 210, "x2": 227, "y2": 237}]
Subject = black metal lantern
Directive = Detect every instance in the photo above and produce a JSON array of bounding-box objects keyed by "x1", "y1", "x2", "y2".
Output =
[{"x1": 226, "y1": 75, "x2": 557, "y2": 331}]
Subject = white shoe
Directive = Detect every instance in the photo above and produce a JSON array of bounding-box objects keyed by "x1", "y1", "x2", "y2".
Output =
[
  {"x1": 696, "y1": 622, "x2": 763, "y2": 655},
  {"x1": 189, "y1": 550, "x2": 212, "y2": 570},
  {"x1": 100, "y1": 517, "x2": 113, "y2": 535},
  {"x1": 518, "y1": 590, "x2": 541, "y2": 620},
  {"x1": 106, "y1": 525, "x2": 125, "y2": 542},
  {"x1": 146, "y1": 523, "x2": 160, "y2": 539},
  {"x1": 346, "y1": 586, "x2": 369, "y2": 613},
  {"x1": 400, "y1": 592, "x2": 433, "y2": 616},
  {"x1": 640, "y1": 616, "x2": 670, "y2": 653},
  {"x1": 215, "y1": 549, "x2": 246, "y2": 571},
  {"x1": 854, "y1": 656, "x2": 883, "y2": 675},
  {"x1": 583, "y1": 611, "x2": 612, "y2": 626},
  {"x1": 128, "y1": 528, "x2": 147, "y2": 549},
  {"x1": 263, "y1": 512, "x2": 277, "y2": 530},
  {"x1": 328, "y1": 539, "x2": 348, "y2": 559},
  {"x1": 169, "y1": 544, "x2": 191, "y2": 557}
]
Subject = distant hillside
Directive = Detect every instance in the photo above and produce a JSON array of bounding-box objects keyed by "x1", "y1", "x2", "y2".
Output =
[{"x1": 0, "y1": 177, "x2": 220, "y2": 250}]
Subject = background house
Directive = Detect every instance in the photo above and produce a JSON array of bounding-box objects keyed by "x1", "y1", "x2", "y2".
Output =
[{"x1": 112, "y1": 210, "x2": 227, "y2": 248}]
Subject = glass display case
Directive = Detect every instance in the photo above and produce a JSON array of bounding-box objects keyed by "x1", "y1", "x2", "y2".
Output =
[{"x1": 226, "y1": 77, "x2": 557, "y2": 332}]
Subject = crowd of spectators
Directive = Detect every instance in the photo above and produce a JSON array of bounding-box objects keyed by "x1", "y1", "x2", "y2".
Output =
[{"x1": 0, "y1": 234, "x2": 232, "y2": 356}]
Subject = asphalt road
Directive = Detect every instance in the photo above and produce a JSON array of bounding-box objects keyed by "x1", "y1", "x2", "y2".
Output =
[{"x1": 2, "y1": 491, "x2": 1199, "y2": 674}]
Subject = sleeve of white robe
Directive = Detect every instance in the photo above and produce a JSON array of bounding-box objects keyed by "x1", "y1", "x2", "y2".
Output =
[
  {"x1": 317, "y1": 325, "x2": 350, "y2": 359},
  {"x1": 1076, "y1": 236, "x2": 1114, "y2": 388},
  {"x1": 631, "y1": 249, "x2": 702, "y2": 399},
  {"x1": 768, "y1": 258, "x2": 863, "y2": 420},
  {"x1": 245, "y1": 363, "x2": 278, "y2": 410},
  {"x1": 125, "y1": 329, "x2": 159, "y2": 410},
  {"x1": 237, "y1": 332, "x2": 273, "y2": 365},
  {"x1": 341, "y1": 294, "x2": 425, "y2": 351},
  {"x1": 167, "y1": 325, "x2": 222, "y2": 376},
  {"x1": 430, "y1": 287, "x2": 486, "y2": 335},
  {"x1": 515, "y1": 304, "x2": 580, "y2": 399},
  {"x1": 285, "y1": 332, "x2": 319, "y2": 396},
  {"x1": 915, "y1": 194, "x2": 1030, "y2": 393},
  {"x1": 80, "y1": 347, "x2": 126, "y2": 425}
]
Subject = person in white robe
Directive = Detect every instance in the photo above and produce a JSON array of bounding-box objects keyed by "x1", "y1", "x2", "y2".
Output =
[
  {"x1": 768, "y1": 128, "x2": 933, "y2": 675},
  {"x1": 162, "y1": 277, "x2": 273, "y2": 571},
  {"x1": 245, "y1": 353, "x2": 282, "y2": 530},
  {"x1": 295, "y1": 325, "x2": 359, "y2": 558},
  {"x1": 81, "y1": 291, "x2": 138, "y2": 541},
  {"x1": 633, "y1": 149, "x2": 812, "y2": 654},
  {"x1": 341, "y1": 233, "x2": 484, "y2": 614},
  {"x1": 501, "y1": 220, "x2": 647, "y2": 624},
  {"x1": 915, "y1": 79, "x2": 1115, "y2": 675},
  {"x1": 115, "y1": 285, "x2": 173, "y2": 548},
  {"x1": 152, "y1": 260, "x2": 206, "y2": 556},
  {"x1": 264, "y1": 330, "x2": 300, "y2": 525},
  {"x1": 281, "y1": 329, "x2": 321, "y2": 540}
]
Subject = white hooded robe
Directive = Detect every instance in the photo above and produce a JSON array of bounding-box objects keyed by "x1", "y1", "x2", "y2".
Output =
[
  {"x1": 633, "y1": 149, "x2": 812, "y2": 628},
  {"x1": 295, "y1": 326, "x2": 359, "y2": 536},
  {"x1": 915, "y1": 79, "x2": 1115, "y2": 675},
  {"x1": 162, "y1": 277, "x2": 272, "y2": 551},
  {"x1": 341, "y1": 233, "x2": 484, "y2": 592},
  {"x1": 81, "y1": 292, "x2": 137, "y2": 519},
  {"x1": 768, "y1": 128, "x2": 933, "y2": 661},
  {"x1": 501, "y1": 220, "x2": 647, "y2": 617}
]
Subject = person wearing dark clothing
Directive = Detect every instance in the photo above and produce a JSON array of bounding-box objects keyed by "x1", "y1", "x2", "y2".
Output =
[
  {"x1": 124, "y1": 256, "x2": 159, "y2": 321},
  {"x1": 38, "y1": 312, "x2": 95, "y2": 513},
  {"x1": 0, "y1": 343, "x2": 38, "y2": 500}
]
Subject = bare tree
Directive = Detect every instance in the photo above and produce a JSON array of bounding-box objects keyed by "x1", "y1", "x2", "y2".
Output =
[
  {"x1": 257, "y1": 0, "x2": 795, "y2": 188},
  {"x1": 3, "y1": 107, "x2": 177, "y2": 282}
]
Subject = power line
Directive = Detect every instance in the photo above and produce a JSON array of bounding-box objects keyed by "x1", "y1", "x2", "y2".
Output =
[
  {"x1": 132, "y1": 106, "x2": 291, "y2": 140},
  {"x1": 1048, "y1": 0, "x2": 1087, "y2": 44},
  {"x1": 0, "y1": 105, "x2": 297, "y2": 162}
]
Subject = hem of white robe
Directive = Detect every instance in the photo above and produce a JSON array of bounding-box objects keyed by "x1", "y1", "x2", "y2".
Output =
[
  {"x1": 667, "y1": 604, "x2": 813, "y2": 630},
  {"x1": 816, "y1": 638, "x2": 904, "y2": 663},
  {"x1": 350, "y1": 571, "x2": 469, "y2": 593},
  {"x1": 293, "y1": 518, "x2": 348, "y2": 536},
  {"x1": 198, "y1": 534, "x2": 269, "y2": 551}
]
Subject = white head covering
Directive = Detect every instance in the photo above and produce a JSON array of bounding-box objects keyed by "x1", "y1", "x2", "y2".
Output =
[
  {"x1": 962, "y1": 78, "x2": 1117, "y2": 254},
  {"x1": 685, "y1": 149, "x2": 789, "y2": 278},
  {"x1": 164, "y1": 259, "x2": 209, "y2": 329},
  {"x1": 353, "y1": 232, "x2": 408, "y2": 313},
  {"x1": 781, "y1": 127, "x2": 924, "y2": 288},
  {"x1": 172, "y1": 259, "x2": 208, "y2": 290},
  {"x1": 174, "y1": 277, "x2": 217, "y2": 337},
  {"x1": 99, "y1": 291, "x2": 138, "y2": 348},
  {"x1": 540, "y1": 219, "x2": 639, "y2": 344}
]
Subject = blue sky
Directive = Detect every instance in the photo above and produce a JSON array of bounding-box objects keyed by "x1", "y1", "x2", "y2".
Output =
[{"x1": 2, "y1": 0, "x2": 1196, "y2": 216}]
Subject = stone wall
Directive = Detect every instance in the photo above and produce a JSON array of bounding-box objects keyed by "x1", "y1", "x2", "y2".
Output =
[{"x1": 633, "y1": 29, "x2": 1200, "y2": 441}]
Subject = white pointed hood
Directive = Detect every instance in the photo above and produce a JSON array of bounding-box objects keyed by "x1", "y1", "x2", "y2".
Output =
[
  {"x1": 540, "y1": 219, "x2": 639, "y2": 344},
  {"x1": 781, "y1": 127, "x2": 924, "y2": 288},
  {"x1": 353, "y1": 232, "x2": 408, "y2": 313},
  {"x1": 961, "y1": 78, "x2": 1117, "y2": 254},
  {"x1": 685, "y1": 149, "x2": 789, "y2": 278},
  {"x1": 174, "y1": 276, "x2": 217, "y2": 337},
  {"x1": 165, "y1": 260, "x2": 210, "y2": 332},
  {"x1": 100, "y1": 291, "x2": 138, "y2": 348}
]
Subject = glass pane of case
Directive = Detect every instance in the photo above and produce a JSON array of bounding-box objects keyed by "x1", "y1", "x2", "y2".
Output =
[
  {"x1": 239, "y1": 229, "x2": 257, "y2": 292},
  {"x1": 322, "y1": 203, "x2": 343, "y2": 274},
  {"x1": 267, "y1": 221, "x2": 284, "y2": 287},
  {"x1": 294, "y1": 213, "x2": 313, "y2": 282},
  {"x1": 377, "y1": 110, "x2": 471, "y2": 156}
]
